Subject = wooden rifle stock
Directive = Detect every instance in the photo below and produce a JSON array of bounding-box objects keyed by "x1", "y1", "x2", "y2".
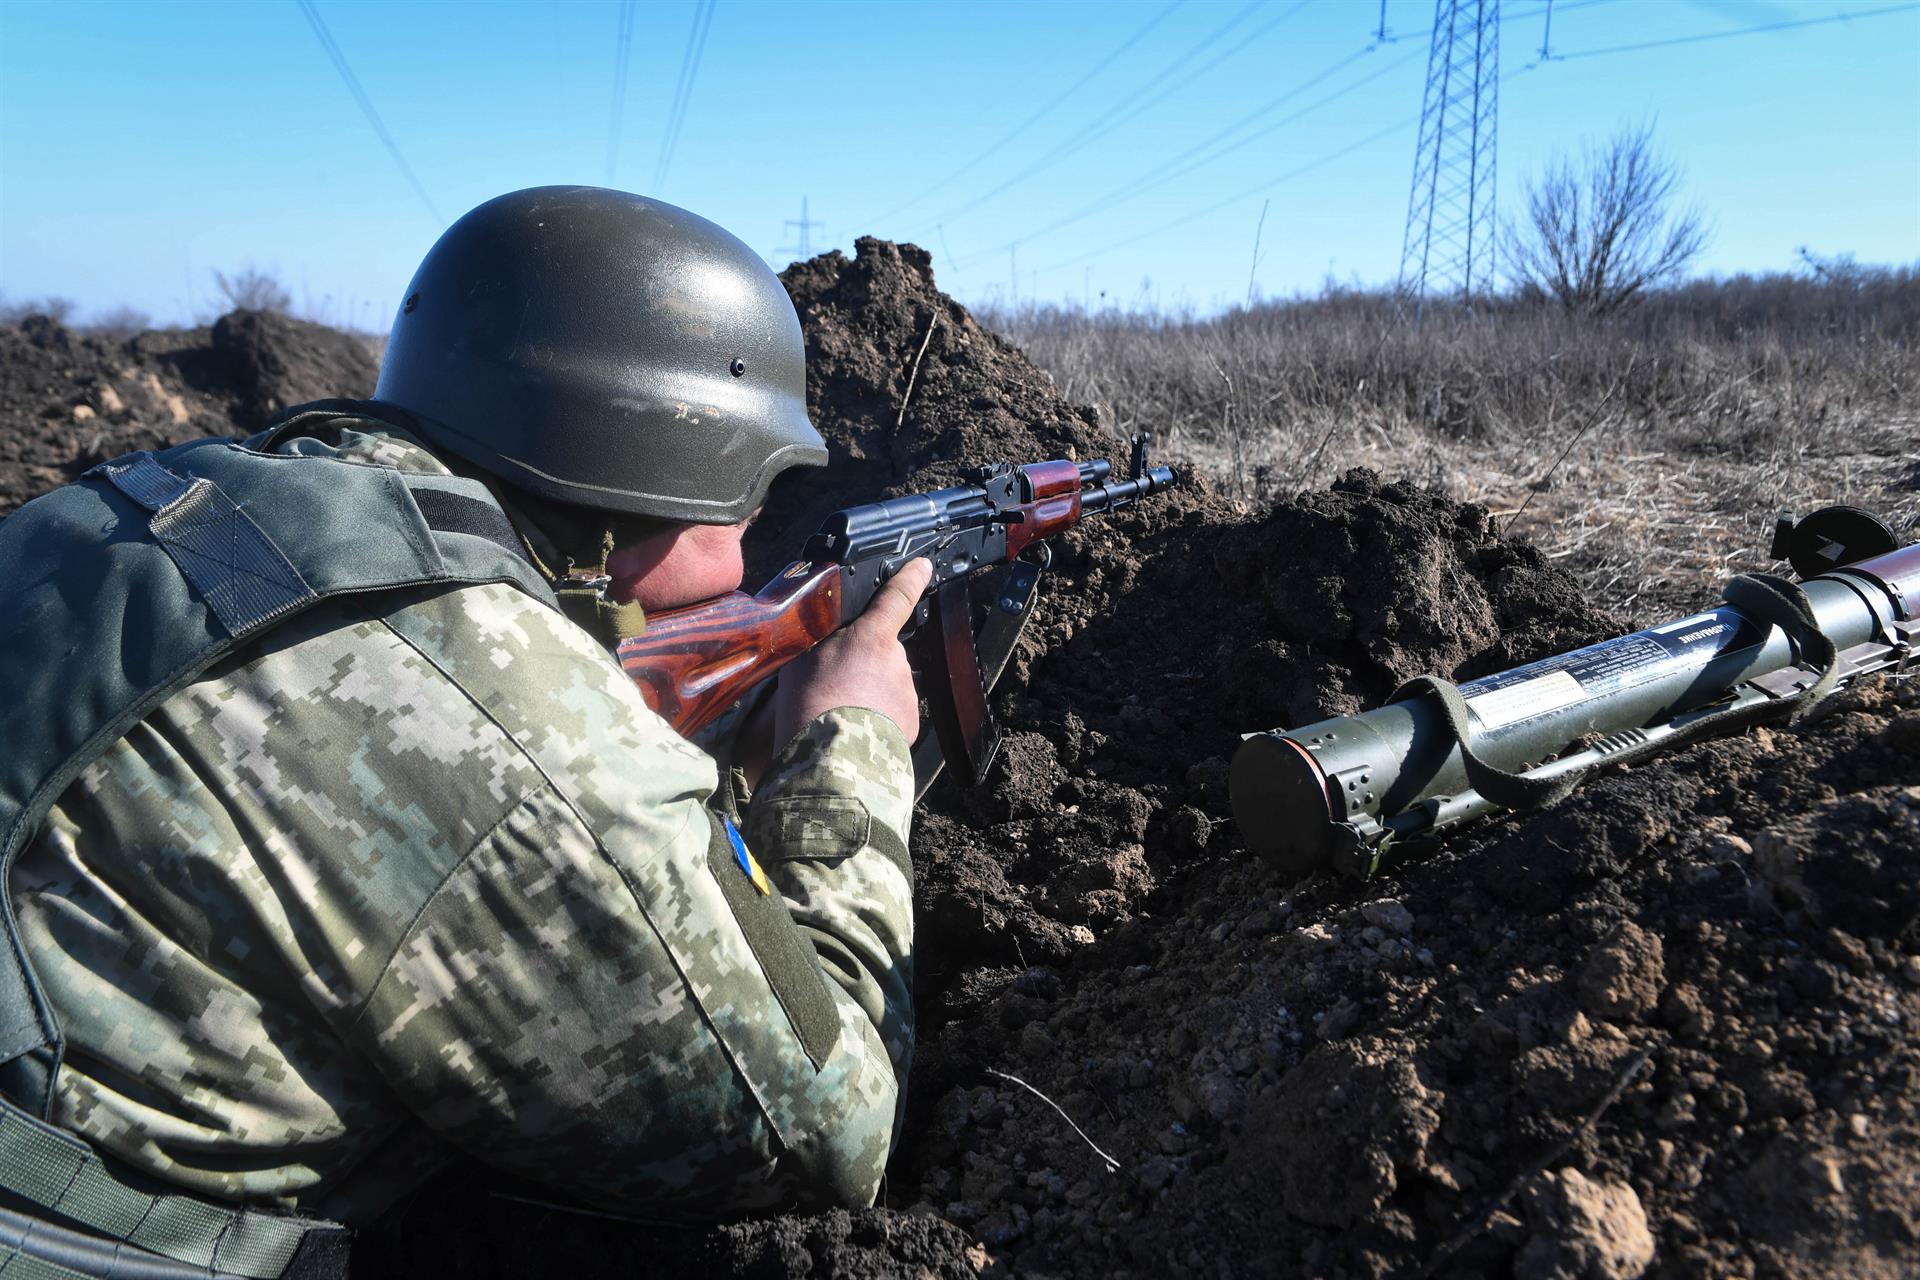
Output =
[{"x1": 616, "y1": 561, "x2": 844, "y2": 736}]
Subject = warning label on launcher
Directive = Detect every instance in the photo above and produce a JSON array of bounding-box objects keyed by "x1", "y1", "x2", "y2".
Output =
[{"x1": 1460, "y1": 608, "x2": 1762, "y2": 732}]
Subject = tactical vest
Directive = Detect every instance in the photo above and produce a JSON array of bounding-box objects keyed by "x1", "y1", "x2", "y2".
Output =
[{"x1": 0, "y1": 406, "x2": 557, "y2": 1278}]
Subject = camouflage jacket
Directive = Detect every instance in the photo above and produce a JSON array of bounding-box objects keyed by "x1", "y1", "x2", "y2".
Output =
[{"x1": 9, "y1": 418, "x2": 916, "y2": 1225}]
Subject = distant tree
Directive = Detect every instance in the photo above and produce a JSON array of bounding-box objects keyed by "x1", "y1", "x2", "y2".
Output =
[
  {"x1": 0, "y1": 293, "x2": 78, "y2": 325},
  {"x1": 1795, "y1": 246, "x2": 1871, "y2": 290},
  {"x1": 1507, "y1": 122, "x2": 1709, "y2": 316},
  {"x1": 212, "y1": 265, "x2": 292, "y2": 313},
  {"x1": 88, "y1": 304, "x2": 152, "y2": 338}
]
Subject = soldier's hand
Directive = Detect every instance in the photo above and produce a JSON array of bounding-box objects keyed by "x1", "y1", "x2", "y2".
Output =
[{"x1": 774, "y1": 557, "x2": 933, "y2": 750}]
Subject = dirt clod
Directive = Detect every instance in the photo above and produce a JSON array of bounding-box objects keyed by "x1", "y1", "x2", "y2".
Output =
[
  {"x1": 1248, "y1": 1037, "x2": 1443, "y2": 1229},
  {"x1": 1577, "y1": 921, "x2": 1667, "y2": 1024},
  {"x1": 0, "y1": 309, "x2": 376, "y2": 515},
  {"x1": 1517, "y1": 1167, "x2": 1656, "y2": 1280}
]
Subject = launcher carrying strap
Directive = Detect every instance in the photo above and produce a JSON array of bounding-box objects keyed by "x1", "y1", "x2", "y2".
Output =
[{"x1": 1388, "y1": 572, "x2": 1841, "y2": 815}]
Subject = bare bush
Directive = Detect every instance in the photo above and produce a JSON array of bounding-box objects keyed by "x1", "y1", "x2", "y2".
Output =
[
  {"x1": 212, "y1": 265, "x2": 293, "y2": 314},
  {"x1": 1507, "y1": 123, "x2": 1709, "y2": 316},
  {"x1": 87, "y1": 305, "x2": 152, "y2": 339},
  {"x1": 0, "y1": 293, "x2": 78, "y2": 325}
]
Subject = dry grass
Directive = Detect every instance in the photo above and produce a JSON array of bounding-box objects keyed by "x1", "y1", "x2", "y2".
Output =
[{"x1": 983, "y1": 269, "x2": 1920, "y2": 623}]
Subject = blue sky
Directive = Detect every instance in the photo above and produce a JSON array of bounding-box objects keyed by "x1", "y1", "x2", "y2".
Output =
[{"x1": 2, "y1": 0, "x2": 1916, "y2": 329}]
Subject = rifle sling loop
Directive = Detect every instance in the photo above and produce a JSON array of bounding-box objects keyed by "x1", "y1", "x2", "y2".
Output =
[{"x1": 1388, "y1": 572, "x2": 1840, "y2": 814}]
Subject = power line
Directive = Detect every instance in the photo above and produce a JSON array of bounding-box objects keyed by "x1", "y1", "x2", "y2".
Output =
[
  {"x1": 936, "y1": 0, "x2": 1597, "y2": 268},
  {"x1": 1034, "y1": 49, "x2": 1564, "y2": 280},
  {"x1": 1554, "y1": 1, "x2": 1920, "y2": 58},
  {"x1": 606, "y1": 0, "x2": 637, "y2": 186},
  {"x1": 1011, "y1": 1, "x2": 1602, "y2": 270},
  {"x1": 1388, "y1": 0, "x2": 1618, "y2": 44},
  {"x1": 1020, "y1": 0, "x2": 1894, "y2": 293},
  {"x1": 1053, "y1": 0, "x2": 1320, "y2": 176},
  {"x1": 928, "y1": 0, "x2": 1274, "y2": 227},
  {"x1": 1039, "y1": 113, "x2": 1421, "y2": 277},
  {"x1": 292, "y1": 0, "x2": 442, "y2": 225},
  {"x1": 962, "y1": 43, "x2": 1422, "y2": 269},
  {"x1": 652, "y1": 0, "x2": 716, "y2": 195},
  {"x1": 923, "y1": 0, "x2": 1605, "y2": 258},
  {"x1": 864, "y1": 0, "x2": 1187, "y2": 227},
  {"x1": 925, "y1": 1, "x2": 1584, "y2": 251},
  {"x1": 652, "y1": 0, "x2": 718, "y2": 196}
]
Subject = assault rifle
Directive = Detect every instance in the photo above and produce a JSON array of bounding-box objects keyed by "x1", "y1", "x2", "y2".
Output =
[
  {"x1": 1232, "y1": 507, "x2": 1918, "y2": 878},
  {"x1": 618, "y1": 434, "x2": 1177, "y2": 793}
]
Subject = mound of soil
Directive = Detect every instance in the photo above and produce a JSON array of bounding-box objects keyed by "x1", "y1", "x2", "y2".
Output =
[
  {"x1": 905, "y1": 675, "x2": 1920, "y2": 1279},
  {"x1": 3, "y1": 245, "x2": 1915, "y2": 1280},
  {"x1": 762, "y1": 241, "x2": 1619, "y2": 1033},
  {"x1": 746, "y1": 242, "x2": 1917, "y2": 1279},
  {"x1": 0, "y1": 309, "x2": 376, "y2": 514}
]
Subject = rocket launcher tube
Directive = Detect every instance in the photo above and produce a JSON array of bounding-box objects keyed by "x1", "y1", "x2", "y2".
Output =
[{"x1": 1232, "y1": 542, "x2": 1919, "y2": 879}]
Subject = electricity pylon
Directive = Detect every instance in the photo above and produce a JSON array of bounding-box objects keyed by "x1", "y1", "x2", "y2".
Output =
[
  {"x1": 778, "y1": 197, "x2": 824, "y2": 261},
  {"x1": 1399, "y1": 0, "x2": 1499, "y2": 307}
]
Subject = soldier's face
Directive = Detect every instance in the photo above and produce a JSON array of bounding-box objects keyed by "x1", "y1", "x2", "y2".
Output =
[{"x1": 605, "y1": 512, "x2": 756, "y2": 612}]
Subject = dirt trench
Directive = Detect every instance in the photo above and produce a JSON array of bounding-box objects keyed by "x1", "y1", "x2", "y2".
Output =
[
  {"x1": 2, "y1": 246, "x2": 1917, "y2": 1279},
  {"x1": 369, "y1": 243, "x2": 1920, "y2": 1279},
  {"x1": 0, "y1": 308, "x2": 378, "y2": 514}
]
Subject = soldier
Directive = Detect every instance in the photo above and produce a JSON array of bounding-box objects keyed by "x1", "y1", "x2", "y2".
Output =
[{"x1": 0, "y1": 187, "x2": 926, "y2": 1278}]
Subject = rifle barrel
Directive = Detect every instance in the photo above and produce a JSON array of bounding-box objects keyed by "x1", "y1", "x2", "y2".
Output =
[
  {"x1": 1077, "y1": 459, "x2": 1112, "y2": 487},
  {"x1": 1082, "y1": 466, "x2": 1177, "y2": 514}
]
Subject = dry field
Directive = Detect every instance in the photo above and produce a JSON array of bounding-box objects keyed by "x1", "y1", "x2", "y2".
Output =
[{"x1": 985, "y1": 270, "x2": 1920, "y2": 623}]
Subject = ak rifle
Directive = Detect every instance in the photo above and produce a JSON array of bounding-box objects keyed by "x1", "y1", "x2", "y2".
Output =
[{"x1": 618, "y1": 434, "x2": 1178, "y2": 793}]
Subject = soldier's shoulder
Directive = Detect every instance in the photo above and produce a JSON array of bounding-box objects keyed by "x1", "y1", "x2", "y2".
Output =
[
  {"x1": 375, "y1": 582, "x2": 714, "y2": 779},
  {"x1": 255, "y1": 404, "x2": 455, "y2": 476}
]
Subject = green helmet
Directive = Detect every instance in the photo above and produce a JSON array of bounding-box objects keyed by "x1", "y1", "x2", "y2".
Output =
[{"x1": 374, "y1": 186, "x2": 826, "y2": 525}]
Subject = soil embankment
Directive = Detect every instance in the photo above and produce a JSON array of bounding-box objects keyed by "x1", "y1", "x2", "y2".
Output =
[
  {"x1": 0, "y1": 308, "x2": 377, "y2": 513},
  {"x1": 1, "y1": 248, "x2": 1915, "y2": 1278}
]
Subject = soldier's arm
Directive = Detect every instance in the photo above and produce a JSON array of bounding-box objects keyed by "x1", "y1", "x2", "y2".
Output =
[
  {"x1": 746, "y1": 707, "x2": 917, "y2": 1119},
  {"x1": 348, "y1": 584, "x2": 913, "y2": 1217}
]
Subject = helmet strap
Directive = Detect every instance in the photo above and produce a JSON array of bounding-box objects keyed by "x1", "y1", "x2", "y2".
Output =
[
  {"x1": 483, "y1": 480, "x2": 653, "y2": 648},
  {"x1": 554, "y1": 523, "x2": 650, "y2": 647}
]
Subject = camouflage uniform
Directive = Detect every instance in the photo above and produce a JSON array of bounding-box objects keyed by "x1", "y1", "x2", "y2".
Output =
[{"x1": 9, "y1": 418, "x2": 916, "y2": 1226}]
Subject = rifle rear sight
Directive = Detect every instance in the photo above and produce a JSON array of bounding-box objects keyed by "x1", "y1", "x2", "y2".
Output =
[{"x1": 806, "y1": 433, "x2": 1175, "y2": 625}]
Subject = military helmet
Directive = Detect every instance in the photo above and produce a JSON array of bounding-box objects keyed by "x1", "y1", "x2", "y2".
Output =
[{"x1": 375, "y1": 186, "x2": 826, "y2": 524}]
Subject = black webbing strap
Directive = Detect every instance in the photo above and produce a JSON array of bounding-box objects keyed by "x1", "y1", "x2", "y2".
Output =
[
  {"x1": 1388, "y1": 572, "x2": 1841, "y2": 814},
  {"x1": 1722, "y1": 572, "x2": 1841, "y2": 719},
  {"x1": 408, "y1": 487, "x2": 526, "y2": 563}
]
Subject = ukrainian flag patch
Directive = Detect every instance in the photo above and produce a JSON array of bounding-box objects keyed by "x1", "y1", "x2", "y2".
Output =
[{"x1": 724, "y1": 816, "x2": 772, "y2": 895}]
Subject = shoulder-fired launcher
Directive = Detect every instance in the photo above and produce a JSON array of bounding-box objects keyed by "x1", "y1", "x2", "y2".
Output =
[{"x1": 1233, "y1": 512, "x2": 1918, "y2": 879}]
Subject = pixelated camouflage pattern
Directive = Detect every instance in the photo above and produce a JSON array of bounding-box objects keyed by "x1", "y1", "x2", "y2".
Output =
[{"x1": 10, "y1": 420, "x2": 916, "y2": 1225}]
